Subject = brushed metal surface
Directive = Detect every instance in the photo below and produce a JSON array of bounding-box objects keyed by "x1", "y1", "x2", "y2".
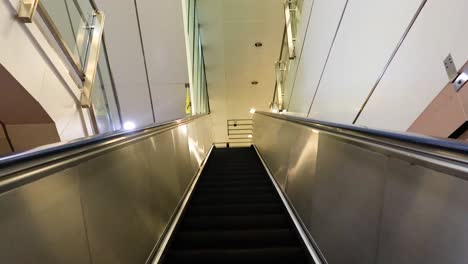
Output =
[
  {"x1": 0, "y1": 169, "x2": 91, "y2": 264},
  {"x1": 254, "y1": 115, "x2": 296, "y2": 189},
  {"x1": 256, "y1": 112, "x2": 468, "y2": 177},
  {"x1": 306, "y1": 135, "x2": 386, "y2": 264},
  {"x1": 253, "y1": 113, "x2": 468, "y2": 264},
  {"x1": 0, "y1": 115, "x2": 212, "y2": 264},
  {"x1": 284, "y1": 126, "x2": 319, "y2": 226},
  {"x1": 151, "y1": 145, "x2": 215, "y2": 264},
  {"x1": 78, "y1": 140, "x2": 158, "y2": 264},
  {"x1": 378, "y1": 158, "x2": 468, "y2": 264}
]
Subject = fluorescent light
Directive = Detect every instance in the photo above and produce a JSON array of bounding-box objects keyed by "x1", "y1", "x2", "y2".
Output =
[
  {"x1": 247, "y1": 134, "x2": 253, "y2": 138},
  {"x1": 123, "y1": 121, "x2": 136, "y2": 130},
  {"x1": 249, "y1": 108, "x2": 256, "y2": 114}
]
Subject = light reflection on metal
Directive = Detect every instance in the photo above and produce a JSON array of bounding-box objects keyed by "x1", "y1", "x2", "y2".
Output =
[
  {"x1": 188, "y1": 137, "x2": 203, "y2": 165},
  {"x1": 81, "y1": 11, "x2": 105, "y2": 108},
  {"x1": 18, "y1": 0, "x2": 39, "y2": 23},
  {"x1": 180, "y1": 124, "x2": 188, "y2": 135}
]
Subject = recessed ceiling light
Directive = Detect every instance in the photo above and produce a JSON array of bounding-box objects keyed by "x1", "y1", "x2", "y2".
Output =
[
  {"x1": 254, "y1": 42, "x2": 263, "y2": 47},
  {"x1": 251, "y1": 81, "x2": 259, "y2": 85},
  {"x1": 249, "y1": 108, "x2": 256, "y2": 114}
]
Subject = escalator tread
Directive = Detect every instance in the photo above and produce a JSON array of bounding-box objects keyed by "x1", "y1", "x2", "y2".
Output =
[
  {"x1": 165, "y1": 247, "x2": 309, "y2": 264},
  {"x1": 161, "y1": 147, "x2": 313, "y2": 263}
]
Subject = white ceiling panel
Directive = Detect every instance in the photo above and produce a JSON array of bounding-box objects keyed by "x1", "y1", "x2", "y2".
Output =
[{"x1": 198, "y1": 0, "x2": 283, "y2": 142}]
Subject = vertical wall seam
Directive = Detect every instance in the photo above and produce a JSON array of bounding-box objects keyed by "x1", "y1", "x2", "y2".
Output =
[
  {"x1": 352, "y1": 0, "x2": 428, "y2": 125},
  {"x1": 306, "y1": 0, "x2": 349, "y2": 117},
  {"x1": 101, "y1": 33, "x2": 124, "y2": 128},
  {"x1": 286, "y1": 0, "x2": 316, "y2": 111},
  {"x1": 77, "y1": 177, "x2": 95, "y2": 264},
  {"x1": 373, "y1": 159, "x2": 390, "y2": 264},
  {"x1": 133, "y1": 0, "x2": 156, "y2": 123}
]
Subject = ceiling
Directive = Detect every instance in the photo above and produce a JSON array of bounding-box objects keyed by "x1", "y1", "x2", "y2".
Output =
[{"x1": 197, "y1": 0, "x2": 284, "y2": 142}]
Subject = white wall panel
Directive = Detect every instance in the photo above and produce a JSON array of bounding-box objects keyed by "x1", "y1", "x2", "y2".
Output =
[
  {"x1": 136, "y1": 0, "x2": 190, "y2": 123},
  {"x1": 94, "y1": 0, "x2": 154, "y2": 127},
  {"x1": 283, "y1": 0, "x2": 313, "y2": 109},
  {"x1": 197, "y1": 0, "x2": 227, "y2": 143},
  {"x1": 307, "y1": 0, "x2": 422, "y2": 123},
  {"x1": 358, "y1": 0, "x2": 468, "y2": 131},
  {"x1": 136, "y1": 0, "x2": 189, "y2": 84},
  {"x1": 288, "y1": 0, "x2": 347, "y2": 114},
  {"x1": 0, "y1": 0, "x2": 89, "y2": 141},
  {"x1": 151, "y1": 83, "x2": 186, "y2": 123},
  {"x1": 41, "y1": 66, "x2": 87, "y2": 140},
  {"x1": 96, "y1": 0, "x2": 191, "y2": 126}
]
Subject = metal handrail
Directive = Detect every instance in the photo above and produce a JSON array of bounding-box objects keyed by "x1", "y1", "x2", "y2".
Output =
[
  {"x1": 19, "y1": 0, "x2": 105, "y2": 100},
  {"x1": 0, "y1": 114, "x2": 210, "y2": 178},
  {"x1": 271, "y1": 26, "x2": 288, "y2": 110},
  {"x1": 256, "y1": 111, "x2": 468, "y2": 162}
]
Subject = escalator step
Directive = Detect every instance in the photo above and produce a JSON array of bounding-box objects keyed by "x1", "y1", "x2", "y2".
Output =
[
  {"x1": 180, "y1": 214, "x2": 290, "y2": 231},
  {"x1": 186, "y1": 203, "x2": 283, "y2": 216},
  {"x1": 171, "y1": 229, "x2": 300, "y2": 249},
  {"x1": 161, "y1": 147, "x2": 313, "y2": 263},
  {"x1": 163, "y1": 247, "x2": 309, "y2": 264},
  {"x1": 197, "y1": 178, "x2": 270, "y2": 187},
  {"x1": 196, "y1": 186, "x2": 274, "y2": 193},
  {"x1": 191, "y1": 193, "x2": 279, "y2": 204},
  {"x1": 199, "y1": 177, "x2": 266, "y2": 183},
  {"x1": 193, "y1": 190, "x2": 277, "y2": 199}
]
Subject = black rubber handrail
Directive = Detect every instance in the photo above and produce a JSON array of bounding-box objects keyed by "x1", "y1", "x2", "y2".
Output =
[
  {"x1": 257, "y1": 111, "x2": 468, "y2": 155},
  {"x1": 0, "y1": 114, "x2": 209, "y2": 168}
]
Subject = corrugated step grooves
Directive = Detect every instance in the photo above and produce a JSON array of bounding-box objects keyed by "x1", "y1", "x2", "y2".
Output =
[{"x1": 161, "y1": 147, "x2": 313, "y2": 263}]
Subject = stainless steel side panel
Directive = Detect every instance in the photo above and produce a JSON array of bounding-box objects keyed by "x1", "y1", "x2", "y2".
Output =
[
  {"x1": 254, "y1": 113, "x2": 468, "y2": 264},
  {"x1": 0, "y1": 170, "x2": 91, "y2": 264},
  {"x1": 254, "y1": 115, "x2": 298, "y2": 189},
  {"x1": 0, "y1": 115, "x2": 212, "y2": 264},
  {"x1": 378, "y1": 158, "x2": 468, "y2": 264}
]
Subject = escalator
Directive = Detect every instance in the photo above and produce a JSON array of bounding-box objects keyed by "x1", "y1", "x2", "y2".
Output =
[
  {"x1": 1, "y1": 112, "x2": 466, "y2": 263},
  {"x1": 161, "y1": 147, "x2": 314, "y2": 263}
]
